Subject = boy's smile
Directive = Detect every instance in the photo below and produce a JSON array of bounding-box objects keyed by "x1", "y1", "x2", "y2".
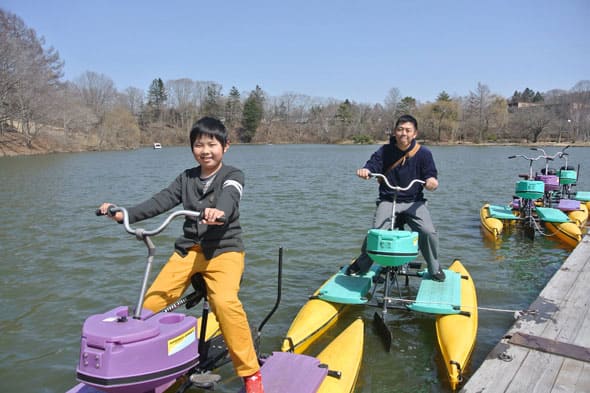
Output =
[{"x1": 192, "y1": 135, "x2": 229, "y2": 177}]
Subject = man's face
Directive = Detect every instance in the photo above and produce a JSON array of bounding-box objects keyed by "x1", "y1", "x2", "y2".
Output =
[{"x1": 393, "y1": 121, "x2": 417, "y2": 150}]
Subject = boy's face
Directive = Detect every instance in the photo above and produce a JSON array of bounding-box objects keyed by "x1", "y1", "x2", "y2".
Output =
[{"x1": 192, "y1": 134, "x2": 228, "y2": 176}]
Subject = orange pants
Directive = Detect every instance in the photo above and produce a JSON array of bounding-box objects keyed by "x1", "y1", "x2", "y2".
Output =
[{"x1": 143, "y1": 246, "x2": 259, "y2": 377}]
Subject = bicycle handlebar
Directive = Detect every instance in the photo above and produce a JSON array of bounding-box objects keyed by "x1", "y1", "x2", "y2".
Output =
[
  {"x1": 368, "y1": 173, "x2": 425, "y2": 191},
  {"x1": 530, "y1": 145, "x2": 570, "y2": 161},
  {"x1": 508, "y1": 154, "x2": 544, "y2": 161},
  {"x1": 96, "y1": 205, "x2": 206, "y2": 239}
]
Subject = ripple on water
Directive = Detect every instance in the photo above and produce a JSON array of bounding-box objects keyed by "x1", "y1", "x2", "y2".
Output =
[{"x1": 1, "y1": 145, "x2": 587, "y2": 393}]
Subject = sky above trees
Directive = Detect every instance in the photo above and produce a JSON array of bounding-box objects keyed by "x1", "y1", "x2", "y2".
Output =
[{"x1": 2, "y1": 0, "x2": 588, "y2": 104}]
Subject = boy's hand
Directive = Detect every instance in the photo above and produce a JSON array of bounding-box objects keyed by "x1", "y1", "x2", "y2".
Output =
[
  {"x1": 201, "y1": 208, "x2": 225, "y2": 225},
  {"x1": 98, "y1": 202, "x2": 123, "y2": 222}
]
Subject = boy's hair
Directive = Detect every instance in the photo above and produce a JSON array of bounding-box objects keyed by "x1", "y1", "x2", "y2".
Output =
[
  {"x1": 189, "y1": 117, "x2": 228, "y2": 147},
  {"x1": 394, "y1": 114, "x2": 418, "y2": 130}
]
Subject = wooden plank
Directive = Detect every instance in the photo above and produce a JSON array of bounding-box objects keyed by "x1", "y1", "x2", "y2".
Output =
[
  {"x1": 461, "y1": 237, "x2": 590, "y2": 393},
  {"x1": 508, "y1": 332, "x2": 590, "y2": 362},
  {"x1": 504, "y1": 351, "x2": 560, "y2": 392},
  {"x1": 552, "y1": 360, "x2": 590, "y2": 393},
  {"x1": 460, "y1": 343, "x2": 528, "y2": 392}
]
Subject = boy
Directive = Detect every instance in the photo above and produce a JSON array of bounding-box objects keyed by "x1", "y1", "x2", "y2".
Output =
[
  {"x1": 98, "y1": 117, "x2": 263, "y2": 393},
  {"x1": 346, "y1": 114, "x2": 445, "y2": 282}
]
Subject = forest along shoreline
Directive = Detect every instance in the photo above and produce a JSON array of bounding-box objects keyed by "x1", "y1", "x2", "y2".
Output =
[{"x1": 2, "y1": 130, "x2": 589, "y2": 158}]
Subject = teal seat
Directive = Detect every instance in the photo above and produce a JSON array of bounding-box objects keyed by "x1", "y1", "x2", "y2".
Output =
[
  {"x1": 488, "y1": 205, "x2": 517, "y2": 220},
  {"x1": 317, "y1": 264, "x2": 381, "y2": 304},
  {"x1": 535, "y1": 207, "x2": 570, "y2": 223},
  {"x1": 407, "y1": 269, "x2": 462, "y2": 315},
  {"x1": 574, "y1": 191, "x2": 590, "y2": 202}
]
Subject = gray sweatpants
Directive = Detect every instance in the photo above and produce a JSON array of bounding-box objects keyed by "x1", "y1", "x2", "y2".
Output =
[{"x1": 355, "y1": 200, "x2": 440, "y2": 274}]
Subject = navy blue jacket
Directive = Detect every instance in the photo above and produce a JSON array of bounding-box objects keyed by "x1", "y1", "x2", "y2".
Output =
[{"x1": 363, "y1": 139, "x2": 438, "y2": 203}]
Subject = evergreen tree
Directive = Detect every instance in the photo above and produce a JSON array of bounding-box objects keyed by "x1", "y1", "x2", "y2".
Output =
[
  {"x1": 146, "y1": 78, "x2": 167, "y2": 121},
  {"x1": 521, "y1": 88, "x2": 535, "y2": 102},
  {"x1": 437, "y1": 91, "x2": 451, "y2": 102},
  {"x1": 224, "y1": 86, "x2": 241, "y2": 129},
  {"x1": 398, "y1": 96, "x2": 417, "y2": 114},
  {"x1": 335, "y1": 99, "x2": 353, "y2": 124},
  {"x1": 240, "y1": 85, "x2": 264, "y2": 142},
  {"x1": 510, "y1": 90, "x2": 521, "y2": 104},
  {"x1": 202, "y1": 84, "x2": 222, "y2": 118}
]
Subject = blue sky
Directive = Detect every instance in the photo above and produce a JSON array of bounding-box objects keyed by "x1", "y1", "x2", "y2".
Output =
[{"x1": 3, "y1": 0, "x2": 589, "y2": 104}]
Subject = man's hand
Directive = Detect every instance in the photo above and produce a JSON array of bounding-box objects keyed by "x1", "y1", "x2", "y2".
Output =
[
  {"x1": 424, "y1": 177, "x2": 438, "y2": 191},
  {"x1": 356, "y1": 168, "x2": 371, "y2": 179}
]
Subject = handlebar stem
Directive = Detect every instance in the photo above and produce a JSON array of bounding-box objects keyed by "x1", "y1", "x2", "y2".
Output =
[
  {"x1": 105, "y1": 206, "x2": 201, "y2": 319},
  {"x1": 367, "y1": 173, "x2": 425, "y2": 231}
]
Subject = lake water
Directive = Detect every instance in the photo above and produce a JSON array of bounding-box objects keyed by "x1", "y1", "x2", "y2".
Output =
[{"x1": 1, "y1": 144, "x2": 588, "y2": 393}]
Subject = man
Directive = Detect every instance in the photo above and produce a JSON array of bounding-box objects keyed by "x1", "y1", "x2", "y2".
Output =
[{"x1": 346, "y1": 114, "x2": 445, "y2": 281}]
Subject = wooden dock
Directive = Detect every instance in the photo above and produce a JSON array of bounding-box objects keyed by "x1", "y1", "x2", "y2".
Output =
[{"x1": 461, "y1": 235, "x2": 590, "y2": 393}]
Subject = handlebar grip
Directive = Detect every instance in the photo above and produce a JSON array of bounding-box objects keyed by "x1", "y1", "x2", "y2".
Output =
[
  {"x1": 95, "y1": 205, "x2": 118, "y2": 217},
  {"x1": 508, "y1": 155, "x2": 516, "y2": 159}
]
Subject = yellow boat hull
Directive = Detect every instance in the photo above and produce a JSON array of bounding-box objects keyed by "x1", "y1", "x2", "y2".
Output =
[
  {"x1": 281, "y1": 296, "x2": 346, "y2": 354},
  {"x1": 480, "y1": 203, "x2": 503, "y2": 238},
  {"x1": 567, "y1": 203, "x2": 588, "y2": 228},
  {"x1": 544, "y1": 221, "x2": 582, "y2": 248},
  {"x1": 316, "y1": 318, "x2": 364, "y2": 393},
  {"x1": 435, "y1": 260, "x2": 478, "y2": 390}
]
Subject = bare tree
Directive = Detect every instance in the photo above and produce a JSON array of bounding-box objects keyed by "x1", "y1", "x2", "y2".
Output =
[
  {"x1": 465, "y1": 82, "x2": 492, "y2": 142},
  {"x1": 0, "y1": 9, "x2": 63, "y2": 144},
  {"x1": 74, "y1": 71, "x2": 117, "y2": 124},
  {"x1": 58, "y1": 82, "x2": 98, "y2": 136},
  {"x1": 510, "y1": 105, "x2": 554, "y2": 142},
  {"x1": 383, "y1": 87, "x2": 401, "y2": 128},
  {"x1": 121, "y1": 87, "x2": 144, "y2": 117}
]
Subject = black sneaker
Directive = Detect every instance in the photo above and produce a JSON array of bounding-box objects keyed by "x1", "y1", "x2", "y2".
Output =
[{"x1": 431, "y1": 269, "x2": 446, "y2": 282}]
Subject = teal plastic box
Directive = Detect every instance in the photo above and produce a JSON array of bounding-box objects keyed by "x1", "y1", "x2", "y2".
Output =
[
  {"x1": 559, "y1": 170, "x2": 577, "y2": 185},
  {"x1": 515, "y1": 180, "x2": 544, "y2": 200},
  {"x1": 366, "y1": 229, "x2": 419, "y2": 267}
]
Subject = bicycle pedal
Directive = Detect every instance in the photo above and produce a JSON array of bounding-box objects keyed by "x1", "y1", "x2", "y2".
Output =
[{"x1": 190, "y1": 373, "x2": 222, "y2": 389}]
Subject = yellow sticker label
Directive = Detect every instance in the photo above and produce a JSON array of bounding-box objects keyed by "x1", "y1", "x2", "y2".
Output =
[{"x1": 167, "y1": 326, "x2": 196, "y2": 356}]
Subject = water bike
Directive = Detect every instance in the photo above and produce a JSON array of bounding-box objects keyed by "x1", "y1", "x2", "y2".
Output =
[
  {"x1": 533, "y1": 146, "x2": 588, "y2": 231},
  {"x1": 480, "y1": 149, "x2": 584, "y2": 248},
  {"x1": 283, "y1": 174, "x2": 478, "y2": 390},
  {"x1": 553, "y1": 147, "x2": 590, "y2": 225},
  {"x1": 67, "y1": 206, "x2": 363, "y2": 393}
]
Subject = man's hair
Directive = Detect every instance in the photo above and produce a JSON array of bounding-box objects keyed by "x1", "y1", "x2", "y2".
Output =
[
  {"x1": 189, "y1": 117, "x2": 228, "y2": 147},
  {"x1": 394, "y1": 114, "x2": 418, "y2": 130}
]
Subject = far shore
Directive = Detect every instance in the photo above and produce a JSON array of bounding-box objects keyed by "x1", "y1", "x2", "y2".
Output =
[{"x1": 1, "y1": 130, "x2": 589, "y2": 158}]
